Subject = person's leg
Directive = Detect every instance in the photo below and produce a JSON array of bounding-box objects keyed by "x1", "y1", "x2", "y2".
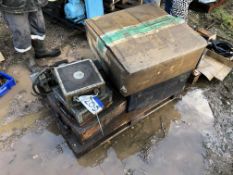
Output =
[
  {"x1": 28, "y1": 9, "x2": 61, "y2": 59},
  {"x1": 28, "y1": 8, "x2": 46, "y2": 41},
  {"x1": 170, "y1": 0, "x2": 193, "y2": 21},
  {"x1": 2, "y1": 12, "x2": 32, "y2": 53},
  {"x1": 2, "y1": 12, "x2": 37, "y2": 71},
  {"x1": 165, "y1": 0, "x2": 173, "y2": 14}
]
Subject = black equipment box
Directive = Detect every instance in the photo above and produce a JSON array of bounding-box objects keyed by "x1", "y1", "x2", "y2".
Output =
[
  {"x1": 127, "y1": 71, "x2": 191, "y2": 111},
  {"x1": 53, "y1": 87, "x2": 113, "y2": 127},
  {"x1": 54, "y1": 59, "x2": 105, "y2": 105}
]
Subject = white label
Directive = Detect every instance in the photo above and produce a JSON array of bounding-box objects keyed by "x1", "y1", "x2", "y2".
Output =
[{"x1": 78, "y1": 95, "x2": 104, "y2": 115}]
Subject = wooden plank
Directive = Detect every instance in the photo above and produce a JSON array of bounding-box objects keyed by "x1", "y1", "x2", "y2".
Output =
[
  {"x1": 206, "y1": 49, "x2": 233, "y2": 68},
  {"x1": 197, "y1": 51, "x2": 232, "y2": 81},
  {"x1": 0, "y1": 52, "x2": 5, "y2": 63},
  {"x1": 196, "y1": 28, "x2": 217, "y2": 41}
]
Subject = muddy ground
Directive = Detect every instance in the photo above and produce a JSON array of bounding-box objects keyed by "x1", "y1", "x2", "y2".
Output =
[{"x1": 0, "y1": 2, "x2": 233, "y2": 175}]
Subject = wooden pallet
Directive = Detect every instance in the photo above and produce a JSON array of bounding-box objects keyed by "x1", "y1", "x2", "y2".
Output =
[{"x1": 47, "y1": 93, "x2": 175, "y2": 157}]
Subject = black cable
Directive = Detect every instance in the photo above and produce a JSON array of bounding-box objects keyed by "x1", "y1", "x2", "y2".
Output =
[
  {"x1": 210, "y1": 40, "x2": 233, "y2": 58},
  {"x1": 32, "y1": 60, "x2": 68, "y2": 97},
  {"x1": 32, "y1": 68, "x2": 51, "y2": 97}
]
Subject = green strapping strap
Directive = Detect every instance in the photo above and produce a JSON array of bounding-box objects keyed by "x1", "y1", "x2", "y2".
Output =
[{"x1": 97, "y1": 15, "x2": 185, "y2": 54}]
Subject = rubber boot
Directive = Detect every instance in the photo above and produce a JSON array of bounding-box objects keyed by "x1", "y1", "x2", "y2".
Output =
[
  {"x1": 22, "y1": 50, "x2": 41, "y2": 73},
  {"x1": 32, "y1": 39, "x2": 61, "y2": 59}
]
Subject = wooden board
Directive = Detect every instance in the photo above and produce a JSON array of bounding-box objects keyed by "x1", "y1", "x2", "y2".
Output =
[
  {"x1": 0, "y1": 52, "x2": 5, "y2": 63},
  {"x1": 197, "y1": 49, "x2": 232, "y2": 81},
  {"x1": 206, "y1": 49, "x2": 233, "y2": 68}
]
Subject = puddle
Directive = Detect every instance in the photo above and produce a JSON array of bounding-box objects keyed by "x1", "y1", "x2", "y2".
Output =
[
  {"x1": 0, "y1": 64, "x2": 43, "y2": 125},
  {"x1": 0, "y1": 89, "x2": 215, "y2": 175}
]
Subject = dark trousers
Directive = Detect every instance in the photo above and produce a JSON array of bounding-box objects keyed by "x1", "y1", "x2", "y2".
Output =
[{"x1": 3, "y1": 9, "x2": 46, "y2": 53}]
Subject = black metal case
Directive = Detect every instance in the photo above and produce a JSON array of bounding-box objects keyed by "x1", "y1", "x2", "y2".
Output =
[{"x1": 54, "y1": 59, "x2": 105, "y2": 105}]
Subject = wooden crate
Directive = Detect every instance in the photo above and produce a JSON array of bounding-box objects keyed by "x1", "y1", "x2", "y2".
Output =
[{"x1": 86, "y1": 4, "x2": 207, "y2": 97}]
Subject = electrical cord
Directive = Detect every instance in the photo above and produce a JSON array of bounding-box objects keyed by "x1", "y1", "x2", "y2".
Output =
[
  {"x1": 32, "y1": 67, "x2": 52, "y2": 97},
  {"x1": 209, "y1": 40, "x2": 233, "y2": 58},
  {"x1": 32, "y1": 60, "x2": 68, "y2": 97}
]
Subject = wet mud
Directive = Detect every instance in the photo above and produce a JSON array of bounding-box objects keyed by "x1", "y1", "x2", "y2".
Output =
[
  {"x1": 202, "y1": 72, "x2": 233, "y2": 175},
  {"x1": 0, "y1": 65, "x2": 43, "y2": 126},
  {"x1": 0, "y1": 89, "x2": 222, "y2": 175}
]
